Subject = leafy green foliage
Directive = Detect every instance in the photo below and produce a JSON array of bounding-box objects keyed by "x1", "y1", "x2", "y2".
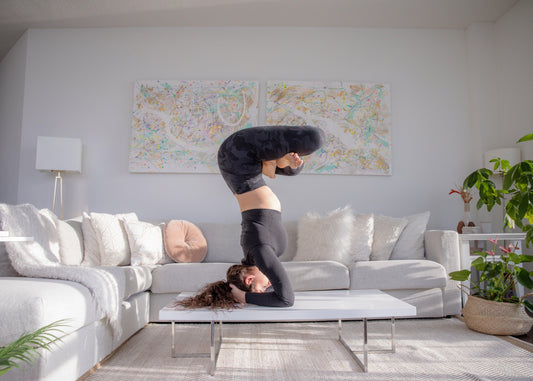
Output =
[
  {"x1": 0, "y1": 320, "x2": 68, "y2": 376},
  {"x1": 449, "y1": 241, "x2": 533, "y2": 313},
  {"x1": 463, "y1": 133, "x2": 533, "y2": 248}
]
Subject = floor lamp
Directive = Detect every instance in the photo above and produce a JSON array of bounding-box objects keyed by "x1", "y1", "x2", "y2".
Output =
[{"x1": 35, "y1": 136, "x2": 82, "y2": 219}]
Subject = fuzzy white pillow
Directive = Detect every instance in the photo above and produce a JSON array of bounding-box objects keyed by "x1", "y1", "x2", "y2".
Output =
[
  {"x1": 294, "y1": 206, "x2": 355, "y2": 265},
  {"x1": 124, "y1": 220, "x2": 164, "y2": 266},
  {"x1": 370, "y1": 215, "x2": 408, "y2": 261},
  {"x1": 81, "y1": 212, "x2": 101, "y2": 266},
  {"x1": 90, "y1": 212, "x2": 138, "y2": 266},
  {"x1": 390, "y1": 211, "x2": 430, "y2": 260},
  {"x1": 350, "y1": 213, "x2": 374, "y2": 262}
]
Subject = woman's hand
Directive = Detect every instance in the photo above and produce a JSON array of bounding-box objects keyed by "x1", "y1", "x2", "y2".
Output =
[{"x1": 229, "y1": 283, "x2": 247, "y2": 305}]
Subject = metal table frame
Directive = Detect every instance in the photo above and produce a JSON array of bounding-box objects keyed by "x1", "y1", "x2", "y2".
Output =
[
  {"x1": 170, "y1": 317, "x2": 396, "y2": 375},
  {"x1": 161, "y1": 290, "x2": 414, "y2": 375}
]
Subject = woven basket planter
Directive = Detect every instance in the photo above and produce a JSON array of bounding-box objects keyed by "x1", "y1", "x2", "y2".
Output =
[{"x1": 462, "y1": 295, "x2": 533, "y2": 336}]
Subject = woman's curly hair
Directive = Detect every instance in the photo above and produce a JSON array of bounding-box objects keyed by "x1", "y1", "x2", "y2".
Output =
[{"x1": 175, "y1": 264, "x2": 252, "y2": 309}]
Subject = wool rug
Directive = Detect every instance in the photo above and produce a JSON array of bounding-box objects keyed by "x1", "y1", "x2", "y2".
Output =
[{"x1": 83, "y1": 318, "x2": 533, "y2": 381}]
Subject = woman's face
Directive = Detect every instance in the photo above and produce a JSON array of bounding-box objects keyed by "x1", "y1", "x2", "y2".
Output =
[{"x1": 248, "y1": 266, "x2": 271, "y2": 293}]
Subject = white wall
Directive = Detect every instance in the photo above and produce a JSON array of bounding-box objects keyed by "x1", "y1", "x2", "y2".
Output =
[
  {"x1": 495, "y1": 0, "x2": 533, "y2": 156},
  {"x1": 0, "y1": 33, "x2": 28, "y2": 204},
  {"x1": 8, "y1": 27, "x2": 473, "y2": 227}
]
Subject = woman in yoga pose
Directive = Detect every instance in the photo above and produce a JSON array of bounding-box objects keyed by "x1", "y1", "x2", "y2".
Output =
[{"x1": 178, "y1": 125, "x2": 324, "y2": 309}]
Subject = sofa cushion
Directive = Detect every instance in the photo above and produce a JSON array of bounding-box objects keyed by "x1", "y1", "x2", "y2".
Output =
[
  {"x1": 371, "y1": 215, "x2": 408, "y2": 261},
  {"x1": 0, "y1": 278, "x2": 100, "y2": 346},
  {"x1": 97, "y1": 266, "x2": 153, "y2": 301},
  {"x1": 151, "y1": 263, "x2": 231, "y2": 293},
  {"x1": 0, "y1": 204, "x2": 61, "y2": 265},
  {"x1": 283, "y1": 261, "x2": 350, "y2": 291},
  {"x1": 163, "y1": 220, "x2": 207, "y2": 263},
  {"x1": 90, "y1": 212, "x2": 138, "y2": 266},
  {"x1": 350, "y1": 259, "x2": 447, "y2": 290},
  {"x1": 124, "y1": 220, "x2": 164, "y2": 265},
  {"x1": 81, "y1": 211, "x2": 101, "y2": 266},
  {"x1": 58, "y1": 218, "x2": 84, "y2": 265},
  {"x1": 294, "y1": 206, "x2": 354, "y2": 265},
  {"x1": 351, "y1": 213, "x2": 374, "y2": 262},
  {"x1": 197, "y1": 222, "x2": 243, "y2": 263},
  {"x1": 151, "y1": 261, "x2": 350, "y2": 294},
  {"x1": 390, "y1": 211, "x2": 430, "y2": 260}
]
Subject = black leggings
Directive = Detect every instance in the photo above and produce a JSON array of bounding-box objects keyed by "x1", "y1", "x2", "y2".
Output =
[
  {"x1": 217, "y1": 126, "x2": 325, "y2": 307},
  {"x1": 217, "y1": 126, "x2": 325, "y2": 194}
]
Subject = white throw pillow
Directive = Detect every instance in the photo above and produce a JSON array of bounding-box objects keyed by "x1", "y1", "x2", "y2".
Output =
[
  {"x1": 124, "y1": 221, "x2": 163, "y2": 266},
  {"x1": 294, "y1": 206, "x2": 355, "y2": 265},
  {"x1": 371, "y1": 215, "x2": 408, "y2": 261},
  {"x1": 351, "y1": 213, "x2": 374, "y2": 262},
  {"x1": 81, "y1": 212, "x2": 101, "y2": 266},
  {"x1": 57, "y1": 219, "x2": 83, "y2": 265},
  {"x1": 90, "y1": 212, "x2": 138, "y2": 266},
  {"x1": 390, "y1": 211, "x2": 430, "y2": 260}
]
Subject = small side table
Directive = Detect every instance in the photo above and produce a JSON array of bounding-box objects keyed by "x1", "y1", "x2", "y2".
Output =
[{"x1": 458, "y1": 232, "x2": 526, "y2": 306}]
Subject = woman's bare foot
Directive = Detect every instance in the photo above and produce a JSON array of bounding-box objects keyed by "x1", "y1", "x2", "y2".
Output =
[{"x1": 276, "y1": 152, "x2": 303, "y2": 169}]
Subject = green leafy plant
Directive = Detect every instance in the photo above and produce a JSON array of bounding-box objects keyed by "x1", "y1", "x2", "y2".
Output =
[
  {"x1": 449, "y1": 239, "x2": 533, "y2": 313},
  {"x1": 462, "y1": 133, "x2": 533, "y2": 247},
  {"x1": 0, "y1": 319, "x2": 67, "y2": 376}
]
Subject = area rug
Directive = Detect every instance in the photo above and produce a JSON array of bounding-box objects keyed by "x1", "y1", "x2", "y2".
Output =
[{"x1": 83, "y1": 318, "x2": 533, "y2": 381}]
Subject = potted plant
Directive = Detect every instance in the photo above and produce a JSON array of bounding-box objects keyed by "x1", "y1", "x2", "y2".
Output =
[
  {"x1": 449, "y1": 133, "x2": 533, "y2": 335},
  {"x1": 461, "y1": 133, "x2": 533, "y2": 247},
  {"x1": 449, "y1": 240, "x2": 533, "y2": 335}
]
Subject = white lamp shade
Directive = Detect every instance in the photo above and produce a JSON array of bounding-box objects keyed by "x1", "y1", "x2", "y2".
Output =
[
  {"x1": 36, "y1": 136, "x2": 82, "y2": 172},
  {"x1": 484, "y1": 148, "x2": 521, "y2": 170}
]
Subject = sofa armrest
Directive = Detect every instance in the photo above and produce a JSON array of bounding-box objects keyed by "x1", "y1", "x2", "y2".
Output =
[{"x1": 424, "y1": 230, "x2": 461, "y2": 274}]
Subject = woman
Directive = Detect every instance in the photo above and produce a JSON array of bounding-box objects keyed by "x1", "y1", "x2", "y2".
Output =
[{"x1": 178, "y1": 125, "x2": 325, "y2": 309}]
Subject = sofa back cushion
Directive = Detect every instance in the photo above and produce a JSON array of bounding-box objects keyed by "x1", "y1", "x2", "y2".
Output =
[{"x1": 197, "y1": 222, "x2": 243, "y2": 263}]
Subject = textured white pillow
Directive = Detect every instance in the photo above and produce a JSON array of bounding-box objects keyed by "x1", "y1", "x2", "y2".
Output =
[
  {"x1": 81, "y1": 212, "x2": 100, "y2": 266},
  {"x1": 371, "y1": 215, "x2": 408, "y2": 261},
  {"x1": 90, "y1": 212, "x2": 138, "y2": 266},
  {"x1": 294, "y1": 206, "x2": 355, "y2": 265},
  {"x1": 351, "y1": 213, "x2": 374, "y2": 262},
  {"x1": 124, "y1": 221, "x2": 163, "y2": 266},
  {"x1": 390, "y1": 211, "x2": 430, "y2": 260}
]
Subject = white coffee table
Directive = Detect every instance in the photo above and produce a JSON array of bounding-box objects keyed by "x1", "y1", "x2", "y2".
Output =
[{"x1": 159, "y1": 289, "x2": 416, "y2": 375}]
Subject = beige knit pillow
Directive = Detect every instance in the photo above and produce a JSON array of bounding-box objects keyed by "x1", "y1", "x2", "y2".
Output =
[{"x1": 163, "y1": 220, "x2": 207, "y2": 263}]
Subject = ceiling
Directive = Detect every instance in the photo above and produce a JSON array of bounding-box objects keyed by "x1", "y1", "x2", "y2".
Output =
[{"x1": 0, "y1": 0, "x2": 519, "y2": 61}]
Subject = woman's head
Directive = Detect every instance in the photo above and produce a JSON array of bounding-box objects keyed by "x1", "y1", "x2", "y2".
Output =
[{"x1": 176, "y1": 264, "x2": 270, "y2": 309}]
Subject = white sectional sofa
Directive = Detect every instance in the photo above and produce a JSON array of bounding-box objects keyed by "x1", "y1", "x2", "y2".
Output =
[{"x1": 0, "y1": 203, "x2": 461, "y2": 381}]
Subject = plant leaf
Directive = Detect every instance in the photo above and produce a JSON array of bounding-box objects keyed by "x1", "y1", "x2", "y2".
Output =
[
  {"x1": 449, "y1": 269, "x2": 471, "y2": 281},
  {"x1": 516, "y1": 267, "x2": 533, "y2": 289},
  {"x1": 0, "y1": 319, "x2": 68, "y2": 376},
  {"x1": 517, "y1": 133, "x2": 533, "y2": 143}
]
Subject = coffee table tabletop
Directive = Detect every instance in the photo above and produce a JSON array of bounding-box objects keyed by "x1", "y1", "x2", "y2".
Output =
[{"x1": 160, "y1": 289, "x2": 416, "y2": 322}]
